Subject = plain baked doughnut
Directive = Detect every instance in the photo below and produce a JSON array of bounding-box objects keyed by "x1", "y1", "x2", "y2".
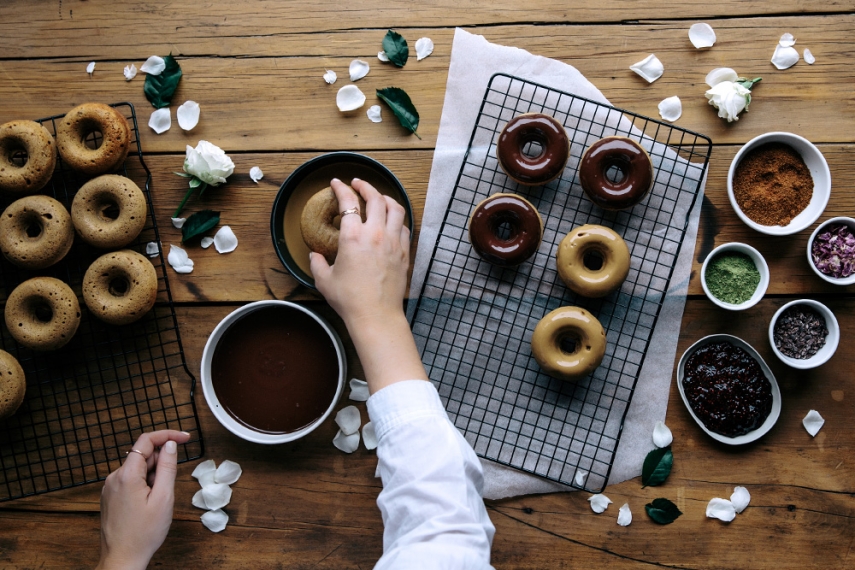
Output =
[
  {"x1": 56, "y1": 103, "x2": 130, "y2": 175},
  {"x1": 531, "y1": 306, "x2": 606, "y2": 381},
  {"x1": 497, "y1": 113, "x2": 569, "y2": 186},
  {"x1": 0, "y1": 120, "x2": 56, "y2": 195},
  {"x1": 557, "y1": 224, "x2": 630, "y2": 298},
  {"x1": 0, "y1": 195, "x2": 74, "y2": 269},
  {"x1": 71, "y1": 174, "x2": 147, "y2": 249},
  {"x1": 468, "y1": 193, "x2": 543, "y2": 267},
  {"x1": 300, "y1": 186, "x2": 366, "y2": 264},
  {"x1": 4, "y1": 277, "x2": 81, "y2": 351},
  {"x1": 83, "y1": 250, "x2": 158, "y2": 326},
  {"x1": 579, "y1": 136, "x2": 653, "y2": 210},
  {"x1": 0, "y1": 350, "x2": 26, "y2": 420}
]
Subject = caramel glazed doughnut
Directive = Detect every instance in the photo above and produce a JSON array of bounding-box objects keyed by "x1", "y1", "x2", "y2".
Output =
[
  {"x1": 579, "y1": 136, "x2": 654, "y2": 211},
  {"x1": 532, "y1": 306, "x2": 607, "y2": 381},
  {"x1": 300, "y1": 186, "x2": 366, "y2": 264},
  {"x1": 4, "y1": 277, "x2": 81, "y2": 351},
  {"x1": 0, "y1": 195, "x2": 74, "y2": 270},
  {"x1": 71, "y1": 174, "x2": 147, "y2": 249},
  {"x1": 56, "y1": 103, "x2": 130, "y2": 175},
  {"x1": 497, "y1": 113, "x2": 570, "y2": 186},
  {"x1": 83, "y1": 250, "x2": 158, "y2": 326},
  {"x1": 0, "y1": 120, "x2": 57, "y2": 195},
  {"x1": 469, "y1": 193, "x2": 543, "y2": 267},
  {"x1": 557, "y1": 224, "x2": 630, "y2": 298},
  {"x1": 0, "y1": 349, "x2": 26, "y2": 420}
]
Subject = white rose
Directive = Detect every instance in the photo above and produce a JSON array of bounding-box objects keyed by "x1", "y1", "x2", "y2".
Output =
[
  {"x1": 183, "y1": 140, "x2": 235, "y2": 186},
  {"x1": 705, "y1": 81, "x2": 751, "y2": 122}
]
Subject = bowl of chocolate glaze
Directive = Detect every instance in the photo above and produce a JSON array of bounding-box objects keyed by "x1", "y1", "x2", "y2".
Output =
[
  {"x1": 677, "y1": 334, "x2": 781, "y2": 445},
  {"x1": 201, "y1": 300, "x2": 346, "y2": 444}
]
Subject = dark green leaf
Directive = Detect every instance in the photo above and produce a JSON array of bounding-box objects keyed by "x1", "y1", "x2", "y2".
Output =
[
  {"x1": 642, "y1": 447, "x2": 673, "y2": 487},
  {"x1": 382, "y1": 30, "x2": 409, "y2": 67},
  {"x1": 736, "y1": 77, "x2": 762, "y2": 90},
  {"x1": 144, "y1": 54, "x2": 183, "y2": 109},
  {"x1": 189, "y1": 177, "x2": 203, "y2": 189},
  {"x1": 181, "y1": 209, "x2": 220, "y2": 242},
  {"x1": 376, "y1": 87, "x2": 421, "y2": 139},
  {"x1": 645, "y1": 498, "x2": 682, "y2": 525}
]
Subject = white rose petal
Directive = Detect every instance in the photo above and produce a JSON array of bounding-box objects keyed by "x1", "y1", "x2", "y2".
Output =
[
  {"x1": 336, "y1": 85, "x2": 366, "y2": 112},
  {"x1": 657, "y1": 96, "x2": 682, "y2": 122},
  {"x1": 803, "y1": 48, "x2": 816, "y2": 65},
  {"x1": 167, "y1": 244, "x2": 194, "y2": 274},
  {"x1": 201, "y1": 509, "x2": 229, "y2": 533},
  {"x1": 86, "y1": 61, "x2": 95, "y2": 76},
  {"x1": 415, "y1": 37, "x2": 434, "y2": 60},
  {"x1": 652, "y1": 421, "x2": 674, "y2": 447},
  {"x1": 574, "y1": 470, "x2": 588, "y2": 487},
  {"x1": 362, "y1": 421, "x2": 378, "y2": 450},
  {"x1": 731, "y1": 486, "x2": 751, "y2": 513},
  {"x1": 201, "y1": 483, "x2": 233, "y2": 510},
  {"x1": 201, "y1": 237, "x2": 214, "y2": 249},
  {"x1": 705, "y1": 67, "x2": 739, "y2": 88},
  {"x1": 377, "y1": 51, "x2": 390, "y2": 62},
  {"x1": 706, "y1": 498, "x2": 737, "y2": 522},
  {"x1": 688, "y1": 23, "x2": 716, "y2": 49},
  {"x1": 177, "y1": 101, "x2": 201, "y2": 131},
  {"x1": 213, "y1": 225, "x2": 238, "y2": 254},
  {"x1": 191, "y1": 489, "x2": 209, "y2": 509},
  {"x1": 214, "y1": 460, "x2": 242, "y2": 485},
  {"x1": 349, "y1": 59, "x2": 370, "y2": 81},
  {"x1": 705, "y1": 81, "x2": 751, "y2": 122},
  {"x1": 779, "y1": 33, "x2": 796, "y2": 48},
  {"x1": 803, "y1": 410, "x2": 825, "y2": 437},
  {"x1": 335, "y1": 405, "x2": 361, "y2": 436},
  {"x1": 171, "y1": 217, "x2": 186, "y2": 229},
  {"x1": 333, "y1": 429, "x2": 360, "y2": 453},
  {"x1": 629, "y1": 54, "x2": 664, "y2": 83},
  {"x1": 323, "y1": 70, "x2": 337, "y2": 84},
  {"x1": 617, "y1": 503, "x2": 632, "y2": 526},
  {"x1": 249, "y1": 166, "x2": 264, "y2": 183},
  {"x1": 367, "y1": 105, "x2": 383, "y2": 123},
  {"x1": 192, "y1": 459, "x2": 217, "y2": 480},
  {"x1": 198, "y1": 470, "x2": 216, "y2": 488},
  {"x1": 148, "y1": 108, "x2": 171, "y2": 134},
  {"x1": 588, "y1": 494, "x2": 612, "y2": 514},
  {"x1": 349, "y1": 378, "x2": 370, "y2": 402},
  {"x1": 140, "y1": 55, "x2": 166, "y2": 75},
  {"x1": 124, "y1": 64, "x2": 138, "y2": 81},
  {"x1": 184, "y1": 141, "x2": 235, "y2": 186},
  {"x1": 145, "y1": 242, "x2": 160, "y2": 258},
  {"x1": 772, "y1": 44, "x2": 799, "y2": 70}
]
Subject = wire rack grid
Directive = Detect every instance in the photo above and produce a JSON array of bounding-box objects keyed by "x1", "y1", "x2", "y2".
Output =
[
  {"x1": 410, "y1": 74, "x2": 711, "y2": 492},
  {"x1": 0, "y1": 103, "x2": 203, "y2": 502}
]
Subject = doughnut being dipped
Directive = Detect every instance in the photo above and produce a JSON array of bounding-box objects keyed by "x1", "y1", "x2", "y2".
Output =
[
  {"x1": 0, "y1": 195, "x2": 74, "y2": 269},
  {"x1": 71, "y1": 174, "x2": 147, "y2": 249},
  {"x1": 579, "y1": 136, "x2": 653, "y2": 210},
  {"x1": 56, "y1": 103, "x2": 130, "y2": 175},
  {"x1": 497, "y1": 113, "x2": 569, "y2": 185},
  {"x1": 0, "y1": 350, "x2": 26, "y2": 420},
  {"x1": 531, "y1": 306, "x2": 606, "y2": 381},
  {"x1": 0, "y1": 120, "x2": 56, "y2": 195},
  {"x1": 83, "y1": 250, "x2": 158, "y2": 326},
  {"x1": 557, "y1": 224, "x2": 630, "y2": 298},
  {"x1": 469, "y1": 193, "x2": 543, "y2": 267},
  {"x1": 4, "y1": 277, "x2": 81, "y2": 351},
  {"x1": 300, "y1": 185, "x2": 366, "y2": 264}
]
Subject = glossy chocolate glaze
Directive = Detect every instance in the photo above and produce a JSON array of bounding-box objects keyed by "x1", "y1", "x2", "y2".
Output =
[
  {"x1": 211, "y1": 306, "x2": 339, "y2": 434},
  {"x1": 579, "y1": 136, "x2": 653, "y2": 210},
  {"x1": 469, "y1": 193, "x2": 543, "y2": 267},
  {"x1": 497, "y1": 113, "x2": 569, "y2": 185}
]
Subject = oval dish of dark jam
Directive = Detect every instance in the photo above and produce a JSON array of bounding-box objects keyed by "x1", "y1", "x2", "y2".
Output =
[{"x1": 677, "y1": 335, "x2": 781, "y2": 445}]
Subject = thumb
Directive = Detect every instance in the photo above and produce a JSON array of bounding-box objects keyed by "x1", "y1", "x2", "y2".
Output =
[
  {"x1": 150, "y1": 440, "x2": 178, "y2": 504},
  {"x1": 310, "y1": 252, "x2": 333, "y2": 291}
]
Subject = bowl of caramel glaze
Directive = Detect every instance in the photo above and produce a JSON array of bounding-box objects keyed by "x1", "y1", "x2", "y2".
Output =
[{"x1": 201, "y1": 300, "x2": 346, "y2": 444}]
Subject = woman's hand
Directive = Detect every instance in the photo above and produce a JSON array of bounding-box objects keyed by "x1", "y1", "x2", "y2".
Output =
[{"x1": 96, "y1": 430, "x2": 191, "y2": 570}]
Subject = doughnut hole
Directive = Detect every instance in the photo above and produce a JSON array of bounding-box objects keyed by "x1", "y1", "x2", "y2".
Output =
[
  {"x1": 583, "y1": 249, "x2": 604, "y2": 271},
  {"x1": 80, "y1": 120, "x2": 105, "y2": 150},
  {"x1": 520, "y1": 137, "x2": 546, "y2": 160},
  {"x1": 603, "y1": 157, "x2": 630, "y2": 186},
  {"x1": 490, "y1": 211, "x2": 521, "y2": 243},
  {"x1": 558, "y1": 333, "x2": 579, "y2": 355},
  {"x1": 107, "y1": 274, "x2": 130, "y2": 297},
  {"x1": 28, "y1": 299, "x2": 54, "y2": 324},
  {"x1": 23, "y1": 213, "x2": 44, "y2": 239},
  {"x1": 9, "y1": 146, "x2": 28, "y2": 168}
]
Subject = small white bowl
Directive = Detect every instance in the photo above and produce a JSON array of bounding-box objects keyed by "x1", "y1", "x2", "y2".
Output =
[
  {"x1": 201, "y1": 300, "x2": 346, "y2": 444},
  {"x1": 727, "y1": 132, "x2": 831, "y2": 235},
  {"x1": 768, "y1": 299, "x2": 839, "y2": 369},
  {"x1": 677, "y1": 334, "x2": 781, "y2": 445},
  {"x1": 701, "y1": 242, "x2": 770, "y2": 310},
  {"x1": 806, "y1": 216, "x2": 855, "y2": 286}
]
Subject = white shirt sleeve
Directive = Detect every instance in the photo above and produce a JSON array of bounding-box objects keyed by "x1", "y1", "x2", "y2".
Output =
[{"x1": 367, "y1": 380, "x2": 495, "y2": 570}]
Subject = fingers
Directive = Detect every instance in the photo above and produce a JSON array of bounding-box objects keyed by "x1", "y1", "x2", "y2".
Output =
[
  {"x1": 384, "y1": 196, "x2": 406, "y2": 237},
  {"x1": 123, "y1": 430, "x2": 190, "y2": 477},
  {"x1": 351, "y1": 178, "x2": 385, "y2": 226},
  {"x1": 310, "y1": 251, "x2": 333, "y2": 293},
  {"x1": 150, "y1": 440, "x2": 179, "y2": 504},
  {"x1": 330, "y1": 178, "x2": 360, "y2": 227}
]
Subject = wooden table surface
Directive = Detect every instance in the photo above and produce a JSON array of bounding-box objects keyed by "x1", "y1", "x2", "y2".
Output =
[{"x1": 1, "y1": 1, "x2": 854, "y2": 568}]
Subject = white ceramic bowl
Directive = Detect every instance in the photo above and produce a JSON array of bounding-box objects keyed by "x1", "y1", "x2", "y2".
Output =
[
  {"x1": 806, "y1": 216, "x2": 855, "y2": 286},
  {"x1": 677, "y1": 334, "x2": 781, "y2": 445},
  {"x1": 727, "y1": 132, "x2": 831, "y2": 235},
  {"x1": 768, "y1": 299, "x2": 839, "y2": 369},
  {"x1": 201, "y1": 300, "x2": 346, "y2": 444},
  {"x1": 701, "y1": 242, "x2": 770, "y2": 310}
]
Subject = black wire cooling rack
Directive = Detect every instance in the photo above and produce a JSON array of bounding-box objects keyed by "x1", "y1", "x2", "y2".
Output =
[
  {"x1": 411, "y1": 74, "x2": 711, "y2": 493},
  {"x1": 0, "y1": 103, "x2": 203, "y2": 502}
]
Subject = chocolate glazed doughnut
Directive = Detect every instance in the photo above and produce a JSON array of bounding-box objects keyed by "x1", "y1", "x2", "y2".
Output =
[
  {"x1": 579, "y1": 136, "x2": 653, "y2": 210},
  {"x1": 497, "y1": 113, "x2": 570, "y2": 185},
  {"x1": 469, "y1": 193, "x2": 543, "y2": 267}
]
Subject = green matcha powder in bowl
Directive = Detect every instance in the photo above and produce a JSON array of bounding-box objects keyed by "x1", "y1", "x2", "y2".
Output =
[{"x1": 701, "y1": 243, "x2": 770, "y2": 310}]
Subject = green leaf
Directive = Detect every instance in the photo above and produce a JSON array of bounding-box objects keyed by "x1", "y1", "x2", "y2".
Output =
[
  {"x1": 173, "y1": 171, "x2": 192, "y2": 178},
  {"x1": 181, "y1": 210, "x2": 220, "y2": 242},
  {"x1": 188, "y1": 177, "x2": 203, "y2": 189},
  {"x1": 382, "y1": 30, "x2": 409, "y2": 67},
  {"x1": 144, "y1": 54, "x2": 183, "y2": 109},
  {"x1": 641, "y1": 447, "x2": 673, "y2": 487},
  {"x1": 736, "y1": 77, "x2": 762, "y2": 91},
  {"x1": 376, "y1": 87, "x2": 421, "y2": 139},
  {"x1": 645, "y1": 498, "x2": 682, "y2": 525}
]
